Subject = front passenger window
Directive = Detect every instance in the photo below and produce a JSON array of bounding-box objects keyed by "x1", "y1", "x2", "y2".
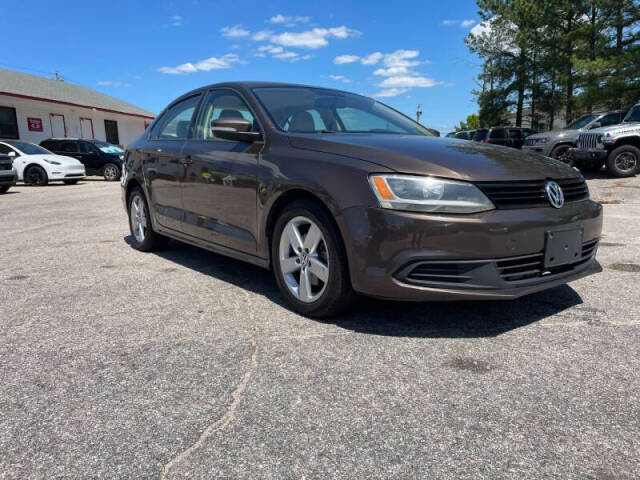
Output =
[
  {"x1": 156, "y1": 95, "x2": 200, "y2": 140},
  {"x1": 196, "y1": 90, "x2": 257, "y2": 140}
]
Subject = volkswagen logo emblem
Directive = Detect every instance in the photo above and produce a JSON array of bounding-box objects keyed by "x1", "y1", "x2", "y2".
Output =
[{"x1": 545, "y1": 180, "x2": 564, "y2": 208}]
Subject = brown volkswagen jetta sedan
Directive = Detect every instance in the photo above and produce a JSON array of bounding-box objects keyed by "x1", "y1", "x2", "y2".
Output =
[{"x1": 122, "y1": 82, "x2": 602, "y2": 317}]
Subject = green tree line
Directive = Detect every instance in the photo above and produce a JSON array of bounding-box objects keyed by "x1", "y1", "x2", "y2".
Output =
[{"x1": 464, "y1": 0, "x2": 639, "y2": 131}]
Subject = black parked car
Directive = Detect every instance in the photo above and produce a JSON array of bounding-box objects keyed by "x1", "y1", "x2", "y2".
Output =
[
  {"x1": 473, "y1": 127, "x2": 534, "y2": 149},
  {"x1": 40, "y1": 139, "x2": 124, "y2": 181},
  {"x1": 122, "y1": 82, "x2": 602, "y2": 318},
  {"x1": 0, "y1": 154, "x2": 17, "y2": 193}
]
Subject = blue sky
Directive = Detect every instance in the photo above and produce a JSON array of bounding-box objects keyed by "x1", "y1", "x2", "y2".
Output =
[{"x1": 1, "y1": 0, "x2": 482, "y2": 133}]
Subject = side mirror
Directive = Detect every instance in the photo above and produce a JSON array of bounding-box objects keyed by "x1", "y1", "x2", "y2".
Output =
[
  {"x1": 590, "y1": 122, "x2": 601, "y2": 129},
  {"x1": 211, "y1": 118, "x2": 261, "y2": 143},
  {"x1": 7, "y1": 151, "x2": 16, "y2": 157}
]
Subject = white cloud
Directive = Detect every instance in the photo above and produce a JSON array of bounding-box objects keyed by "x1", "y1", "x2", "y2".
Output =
[
  {"x1": 256, "y1": 45, "x2": 311, "y2": 62},
  {"x1": 361, "y1": 52, "x2": 383, "y2": 65},
  {"x1": 334, "y1": 54, "x2": 360, "y2": 64},
  {"x1": 443, "y1": 19, "x2": 477, "y2": 28},
  {"x1": 374, "y1": 88, "x2": 408, "y2": 97},
  {"x1": 269, "y1": 14, "x2": 311, "y2": 25},
  {"x1": 270, "y1": 26, "x2": 359, "y2": 49},
  {"x1": 378, "y1": 76, "x2": 438, "y2": 88},
  {"x1": 329, "y1": 74, "x2": 351, "y2": 83},
  {"x1": 171, "y1": 15, "x2": 183, "y2": 27},
  {"x1": 158, "y1": 54, "x2": 241, "y2": 74},
  {"x1": 252, "y1": 29, "x2": 273, "y2": 41},
  {"x1": 97, "y1": 80, "x2": 132, "y2": 87},
  {"x1": 220, "y1": 25, "x2": 250, "y2": 38},
  {"x1": 269, "y1": 14, "x2": 288, "y2": 23}
]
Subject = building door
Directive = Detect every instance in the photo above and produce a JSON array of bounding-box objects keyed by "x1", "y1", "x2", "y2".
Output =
[
  {"x1": 50, "y1": 114, "x2": 66, "y2": 137},
  {"x1": 0, "y1": 106, "x2": 19, "y2": 139},
  {"x1": 80, "y1": 118, "x2": 94, "y2": 139},
  {"x1": 104, "y1": 120, "x2": 119, "y2": 145}
]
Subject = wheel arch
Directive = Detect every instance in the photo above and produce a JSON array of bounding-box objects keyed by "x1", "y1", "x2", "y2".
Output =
[
  {"x1": 23, "y1": 162, "x2": 49, "y2": 181},
  {"x1": 610, "y1": 136, "x2": 640, "y2": 150},
  {"x1": 263, "y1": 188, "x2": 351, "y2": 273}
]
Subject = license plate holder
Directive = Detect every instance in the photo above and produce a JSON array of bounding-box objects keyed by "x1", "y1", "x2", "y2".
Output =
[{"x1": 544, "y1": 228, "x2": 583, "y2": 268}]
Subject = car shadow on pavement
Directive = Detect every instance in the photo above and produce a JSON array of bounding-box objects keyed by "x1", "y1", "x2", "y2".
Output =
[{"x1": 126, "y1": 236, "x2": 583, "y2": 338}]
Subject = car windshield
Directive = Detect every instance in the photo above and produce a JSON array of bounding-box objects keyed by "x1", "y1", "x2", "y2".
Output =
[
  {"x1": 252, "y1": 87, "x2": 432, "y2": 136},
  {"x1": 92, "y1": 141, "x2": 123, "y2": 153},
  {"x1": 623, "y1": 105, "x2": 640, "y2": 123},
  {"x1": 565, "y1": 114, "x2": 599, "y2": 130},
  {"x1": 7, "y1": 141, "x2": 51, "y2": 155}
]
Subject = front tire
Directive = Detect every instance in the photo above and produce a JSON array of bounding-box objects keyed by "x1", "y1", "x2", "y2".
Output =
[
  {"x1": 0, "y1": 186, "x2": 10, "y2": 194},
  {"x1": 24, "y1": 165, "x2": 48, "y2": 186},
  {"x1": 551, "y1": 144, "x2": 574, "y2": 167},
  {"x1": 128, "y1": 187, "x2": 168, "y2": 251},
  {"x1": 271, "y1": 199, "x2": 355, "y2": 318},
  {"x1": 103, "y1": 163, "x2": 120, "y2": 181},
  {"x1": 606, "y1": 145, "x2": 640, "y2": 178}
]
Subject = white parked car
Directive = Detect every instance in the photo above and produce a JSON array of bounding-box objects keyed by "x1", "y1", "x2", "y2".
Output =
[{"x1": 0, "y1": 140, "x2": 86, "y2": 185}]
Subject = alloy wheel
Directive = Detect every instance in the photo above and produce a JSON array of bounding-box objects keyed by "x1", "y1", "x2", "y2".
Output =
[
  {"x1": 27, "y1": 169, "x2": 44, "y2": 185},
  {"x1": 278, "y1": 216, "x2": 330, "y2": 303},
  {"x1": 104, "y1": 164, "x2": 119, "y2": 181},
  {"x1": 130, "y1": 195, "x2": 147, "y2": 243},
  {"x1": 615, "y1": 152, "x2": 637, "y2": 173}
]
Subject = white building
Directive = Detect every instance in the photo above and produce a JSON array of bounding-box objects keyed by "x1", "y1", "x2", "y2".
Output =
[{"x1": 0, "y1": 68, "x2": 154, "y2": 147}]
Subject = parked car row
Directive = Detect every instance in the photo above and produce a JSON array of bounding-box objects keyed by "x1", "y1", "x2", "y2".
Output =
[
  {"x1": 0, "y1": 138, "x2": 124, "y2": 188},
  {"x1": 445, "y1": 106, "x2": 638, "y2": 178}
]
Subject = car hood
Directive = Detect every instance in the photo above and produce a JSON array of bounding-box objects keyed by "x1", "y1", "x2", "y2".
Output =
[
  {"x1": 27, "y1": 154, "x2": 84, "y2": 167},
  {"x1": 587, "y1": 122, "x2": 640, "y2": 135},
  {"x1": 288, "y1": 134, "x2": 579, "y2": 181},
  {"x1": 527, "y1": 129, "x2": 579, "y2": 141}
]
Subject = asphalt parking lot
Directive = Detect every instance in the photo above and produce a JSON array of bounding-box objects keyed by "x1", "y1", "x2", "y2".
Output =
[{"x1": 1, "y1": 174, "x2": 639, "y2": 479}]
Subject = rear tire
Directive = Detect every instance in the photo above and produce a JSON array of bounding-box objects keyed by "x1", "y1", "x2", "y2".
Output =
[
  {"x1": 24, "y1": 165, "x2": 48, "y2": 186},
  {"x1": 606, "y1": 145, "x2": 640, "y2": 178},
  {"x1": 128, "y1": 187, "x2": 168, "y2": 252},
  {"x1": 551, "y1": 144, "x2": 574, "y2": 167},
  {"x1": 271, "y1": 199, "x2": 356, "y2": 318},
  {"x1": 103, "y1": 163, "x2": 120, "y2": 181}
]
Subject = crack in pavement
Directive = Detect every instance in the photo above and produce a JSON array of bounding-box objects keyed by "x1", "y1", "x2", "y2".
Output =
[{"x1": 160, "y1": 337, "x2": 258, "y2": 479}]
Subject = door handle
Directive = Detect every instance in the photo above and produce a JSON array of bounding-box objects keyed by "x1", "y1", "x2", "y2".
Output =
[
  {"x1": 155, "y1": 148, "x2": 163, "y2": 153},
  {"x1": 180, "y1": 155, "x2": 193, "y2": 165}
]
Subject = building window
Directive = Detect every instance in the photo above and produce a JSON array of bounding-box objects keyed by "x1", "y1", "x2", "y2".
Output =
[
  {"x1": 0, "y1": 106, "x2": 19, "y2": 139},
  {"x1": 104, "y1": 120, "x2": 119, "y2": 145}
]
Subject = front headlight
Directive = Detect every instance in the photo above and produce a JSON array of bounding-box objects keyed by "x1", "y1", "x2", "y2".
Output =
[
  {"x1": 538, "y1": 137, "x2": 550, "y2": 144},
  {"x1": 369, "y1": 174, "x2": 495, "y2": 214},
  {"x1": 44, "y1": 159, "x2": 61, "y2": 165}
]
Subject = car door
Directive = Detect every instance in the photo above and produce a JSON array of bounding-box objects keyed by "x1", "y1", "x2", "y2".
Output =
[
  {"x1": 508, "y1": 129, "x2": 524, "y2": 149},
  {"x1": 180, "y1": 88, "x2": 263, "y2": 254},
  {"x1": 488, "y1": 128, "x2": 508, "y2": 147},
  {"x1": 141, "y1": 94, "x2": 201, "y2": 232},
  {"x1": 58, "y1": 140, "x2": 81, "y2": 163},
  {"x1": 78, "y1": 141, "x2": 101, "y2": 173}
]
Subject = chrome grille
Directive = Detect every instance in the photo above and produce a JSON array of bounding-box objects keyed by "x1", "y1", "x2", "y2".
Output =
[
  {"x1": 476, "y1": 178, "x2": 589, "y2": 209},
  {"x1": 577, "y1": 133, "x2": 600, "y2": 150}
]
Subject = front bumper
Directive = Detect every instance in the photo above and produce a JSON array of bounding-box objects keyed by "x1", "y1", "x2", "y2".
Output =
[
  {"x1": 340, "y1": 200, "x2": 603, "y2": 301},
  {"x1": 568, "y1": 148, "x2": 608, "y2": 163},
  {"x1": 48, "y1": 166, "x2": 86, "y2": 181},
  {"x1": 522, "y1": 144, "x2": 552, "y2": 156},
  {"x1": 0, "y1": 170, "x2": 17, "y2": 186}
]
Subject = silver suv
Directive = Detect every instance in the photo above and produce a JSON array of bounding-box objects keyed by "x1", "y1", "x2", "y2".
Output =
[
  {"x1": 523, "y1": 110, "x2": 627, "y2": 163},
  {"x1": 569, "y1": 104, "x2": 640, "y2": 177}
]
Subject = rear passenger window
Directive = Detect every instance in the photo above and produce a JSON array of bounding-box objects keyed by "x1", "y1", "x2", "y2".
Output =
[
  {"x1": 59, "y1": 141, "x2": 77, "y2": 153},
  {"x1": 598, "y1": 114, "x2": 619, "y2": 127},
  {"x1": 509, "y1": 129, "x2": 522, "y2": 138},
  {"x1": 490, "y1": 128, "x2": 507, "y2": 139},
  {"x1": 155, "y1": 95, "x2": 200, "y2": 140}
]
